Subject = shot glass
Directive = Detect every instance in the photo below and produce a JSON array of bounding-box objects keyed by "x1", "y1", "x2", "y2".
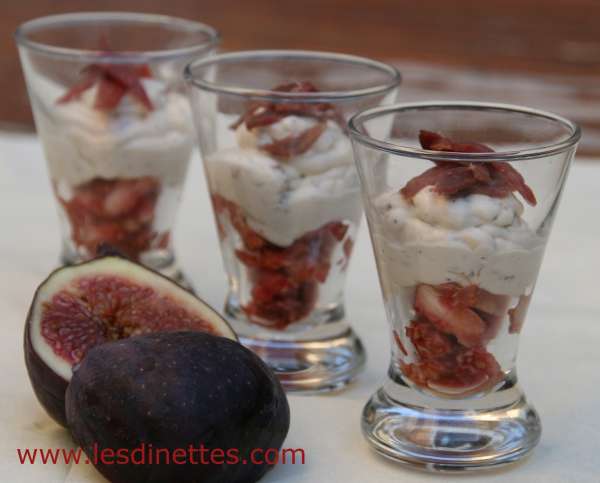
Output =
[
  {"x1": 349, "y1": 102, "x2": 580, "y2": 470},
  {"x1": 185, "y1": 51, "x2": 400, "y2": 391},
  {"x1": 16, "y1": 12, "x2": 219, "y2": 285}
]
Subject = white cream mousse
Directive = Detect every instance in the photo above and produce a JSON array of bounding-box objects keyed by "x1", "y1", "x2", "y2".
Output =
[
  {"x1": 373, "y1": 186, "x2": 546, "y2": 296},
  {"x1": 32, "y1": 76, "x2": 194, "y2": 190},
  {"x1": 206, "y1": 115, "x2": 362, "y2": 247}
]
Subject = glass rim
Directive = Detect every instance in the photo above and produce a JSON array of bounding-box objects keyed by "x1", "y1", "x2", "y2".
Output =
[
  {"x1": 349, "y1": 101, "x2": 582, "y2": 161},
  {"x1": 184, "y1": 49, "x2": 402, "y2": 102},
  {"x1": 14, "y1": 12, "x2": 220, "y2": 63}
]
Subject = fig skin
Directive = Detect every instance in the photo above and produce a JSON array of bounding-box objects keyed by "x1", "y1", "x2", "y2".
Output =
[
  {"x1": 66, "y1": 331, "x2": 290, "y2": 483},
  {"x1": 24, "y1": 327, "x2": 69, "y2": 426},
  {"x1": 25, "y1": 256, "x2": 237, "y2": 427}
]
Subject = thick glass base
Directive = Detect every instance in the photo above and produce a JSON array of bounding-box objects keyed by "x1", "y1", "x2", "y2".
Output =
[
  {"x1": 240, "y1": 330, "x2": 366, "y2": 393},
  {"x1": 226, "y1": 295, "x2": 366, "y2": 393},
  {"x1": 362, "y1": 376, "x2": 541, "y2": 472}
]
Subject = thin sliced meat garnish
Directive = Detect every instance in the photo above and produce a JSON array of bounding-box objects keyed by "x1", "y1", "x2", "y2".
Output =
[
  {"x1": 419, "y1": 130, "x2": 494, "y2": 153},
  {"x1": 399, "y1": 166, "x2": 446, "y2": 199},
  {"x1": 98, "y1": 64, "x2": 153, "y2": 111},
  {"x1": 57, "y1": 74, "x2": 98, "y2": 104},
  {"x1": 245, "y1": 110, "x2": 285, "y2": 130},
  {"x1": 57, "y1": 61, "x2": 154, "y2": 112},
  {"x1": 469, "y1": 179, "x2": 512, "y2": 199},
  {"x1": 260, "y1": 121, "x2": 327, "y2": 160},
  {"x1": 489, "y1": 162, "x2": 537, "y2": 206},
  {"x1": 433, "y1": 166, "x2": 482, "y2": 196},
  {"x1": 400, "y1": 130, "x2": 537, "y2": 205},
  {"x1": 400, "y1": 164, "x2": 488, "y2": 199},
  {"x1": 94, "y1": 76, "x2": 127, "y2": 111},
  {"x1": 471, "y1": 163, "x2": 492, "y2": 182},
  {"x1": 230, "y1": 103, "x2": 272, "y2": 130},
  {"x1": 230, "y1": 81, "x2": 345, "y2": 138},
  {"x1": 230, "y1": 81, "x2": 344, "y2": 158},
  {"x1": 274, "y1": 81, "x2": 320, "y2": 93},
  {"x1": 133, "y1": 64, "x2": 153, "y2": 79},
  {"x1": 419, "y1": 130, "x2": 454, "y2": 152}
]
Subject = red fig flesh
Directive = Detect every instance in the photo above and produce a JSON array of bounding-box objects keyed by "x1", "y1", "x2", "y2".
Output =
[{"x1": 25, "y1": 256, "x2": 236, "y2": 426}]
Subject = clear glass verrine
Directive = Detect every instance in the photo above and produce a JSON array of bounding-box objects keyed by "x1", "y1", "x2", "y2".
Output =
[
  {"x1": 349, "y1": 102, "x2": 580, "y2": 470},
  {"x1": 186, "y1": 50, "x2": 401, "y2": 392},
  {"x1": 16, "y1": 12, "x2": 219, "y2": 286}
]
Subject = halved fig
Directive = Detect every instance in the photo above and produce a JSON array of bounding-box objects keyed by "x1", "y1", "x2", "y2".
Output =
[{"x1": 24, "y1": 256, "x2": 236, "y2": 427}]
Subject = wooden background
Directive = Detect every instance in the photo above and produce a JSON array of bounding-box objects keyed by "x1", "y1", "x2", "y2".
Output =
[{"x1": 5, "y1": 0, "x2": 600, "y2": 153}]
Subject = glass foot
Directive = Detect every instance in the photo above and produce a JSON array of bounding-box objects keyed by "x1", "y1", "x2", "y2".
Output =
[
  {"x1": 239, "y1": 329, "x2": 366, "y2": 393},
  {"x1": 225, "y1": 293, "x2": 366, "y2": 393},
  {"x1": 362, "y1": 385, "x2": 541, "y2": 472}
]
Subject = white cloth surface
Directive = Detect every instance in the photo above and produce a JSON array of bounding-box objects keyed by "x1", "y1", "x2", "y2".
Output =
[{"x1": 0, "y1": 132, "x2": 598, "y2": 482}]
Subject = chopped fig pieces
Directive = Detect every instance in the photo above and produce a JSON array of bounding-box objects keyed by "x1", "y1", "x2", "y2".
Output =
[
  {"x1": 58, "y1": 61, "x2": 154, "y2": 112},
  {"x1": 402, "y1": 282, "x2": 513, "y2": 396},
  {"x1": 415, "y1": 284, "x2": 487, "y2": 348},
  {"x1": 406, "y1": 318, "x2": 455, "y2": 359},
  {"x1": 437, "y1": 283, "x2": 479, "y2": 309},
  {"x1": 400, "y1": 130, "x2": 537, "y2": 205},
  {"x1": 472, "y1": 289, "x2": 510, "y2": 317},
  {"x1": 56, "y1": 177, "x2": 165, "y2": 261},
  {"x1": 213, "y1": 195, "x2": 351, "y2": 329},
  {"x1": 402, "y1": 345, "x2": 501, "y2": 396},
  {"x1": 394, "y1": 132, "x2": 538, "y2": 395},
  {"x1": 231, "y1": 81, "x2": 344, "y2": 160},
  {"x1": 216, "y1": 82, "x2": 353, "y2": 327}
]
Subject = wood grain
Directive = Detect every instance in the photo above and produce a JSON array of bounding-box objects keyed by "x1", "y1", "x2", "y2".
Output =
[{"x1": 4, "y1": 0, "x2": 600, "y2": 153}]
